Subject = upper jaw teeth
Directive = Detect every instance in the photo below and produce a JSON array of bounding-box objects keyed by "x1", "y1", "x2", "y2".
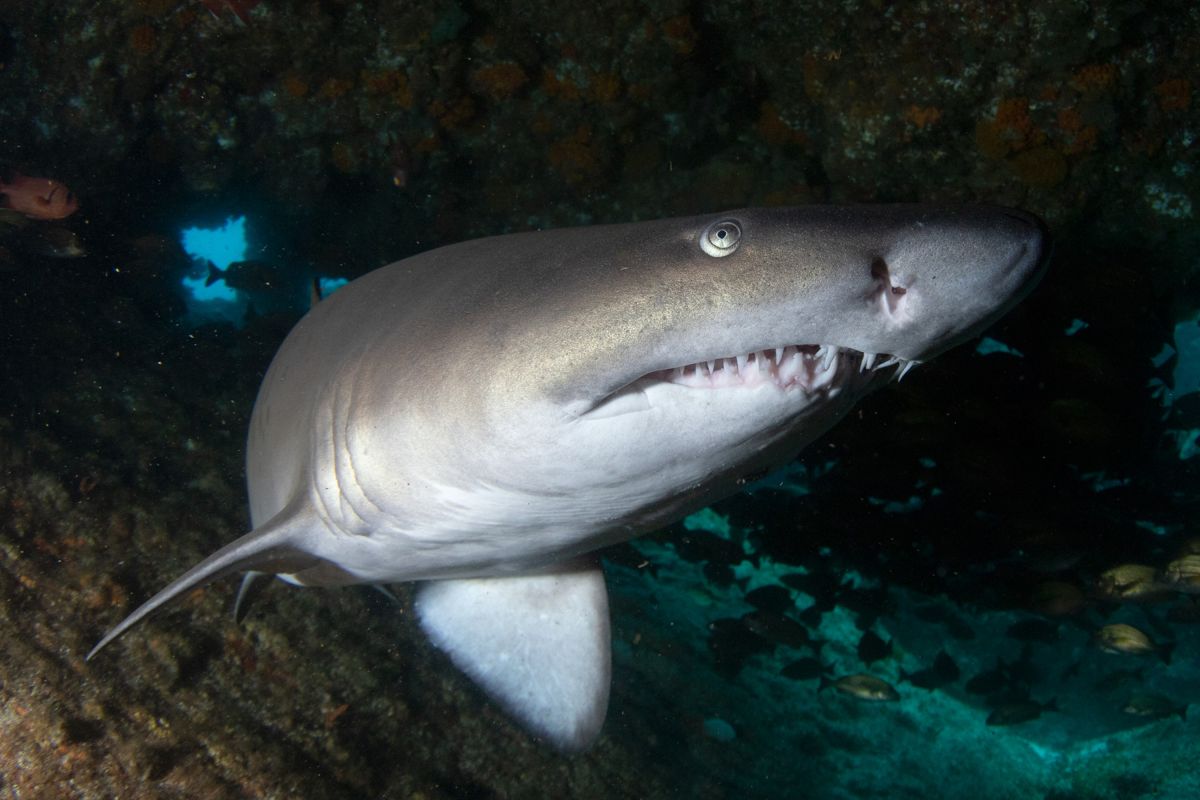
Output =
[{"x1": 657, "y1": 345, "x2": 919, "y2": 392}]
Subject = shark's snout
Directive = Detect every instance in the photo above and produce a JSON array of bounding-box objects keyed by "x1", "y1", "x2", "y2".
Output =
[
  {"x1": 986, "y1": 208, "x2": 1052, "y2": 320},
  {"x1": 867, "y1": 206, "x2": 1050, "y2": 364},
  {"x1": 1005, "y1": 209, "x2": 1051, "y2": 284}
]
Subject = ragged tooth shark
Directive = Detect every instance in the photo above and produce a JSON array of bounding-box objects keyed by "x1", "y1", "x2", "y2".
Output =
[{"x1": 89, "y1": 205, "x2": 1048, "y2": 751}]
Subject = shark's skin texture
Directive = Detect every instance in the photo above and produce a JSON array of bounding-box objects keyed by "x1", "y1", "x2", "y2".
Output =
[{"x1": 90, "y1": 206, "x2": 1048, "y2": 751}]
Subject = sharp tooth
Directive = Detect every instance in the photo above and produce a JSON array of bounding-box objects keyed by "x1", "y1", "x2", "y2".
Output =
[
  {"x1": 708, "y1": 360, "x2": 716, "y2": 373},
  {"x1": 774, "y1": 347, "x2": 783, "y2": 363},
  {"x1": 897, "y1": 360, "x2": 919, "y2": 381},
  {"x1": 758, "y1": 351, "x2": 769, "y2": 371},
  {"x1": 861, "y1": 352, "x2": 877, "y2": 371},
  {"x1": 699, "y1": 361, "x2": 710, "y2": 375},
  {"x1": 877, "y1": 355, "x2": 901, "y2": 369},
  {"x1": 736, "y1": 354, "x2": 747, "y2": 372},
  {"x1": 821, "y1": 345, "x2": 838, "y2": 372}
]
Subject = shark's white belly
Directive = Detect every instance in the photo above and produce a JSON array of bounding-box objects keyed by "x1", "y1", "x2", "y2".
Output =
[{"x1": 306, "y1": 369, "x2": 866, "y2": 584}]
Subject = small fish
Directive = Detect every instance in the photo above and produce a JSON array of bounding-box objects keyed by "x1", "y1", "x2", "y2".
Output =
[
  {"x1": 1005, "y1": 644, "x2": 1042, "y2": 688},
  {"x1": 740, "y1": 610, "x2": 820, "y2": 653},
  {"x1": 672, "y1": 532, "x2": 747, "y2": 567},
  {"x1": 837, "y1": 585, "x2": 892, "y2": 621},
  {"x1": 819, "y1": 673, "x2": 900, "y2": 702},
  {"x1": 1161, "y1": 555, "x2": 1200, "y2": 591},
  {"x1": 1095, "y1": 564, "x2": 1164, "y2": 602},
  {"x1": 1005, "y1": 618, "x2": 1060, "y2": 644},
  {"x1": 0, "y1": 173, "x2": 78, "y2": 220},
  {"x1": 986, "y1": 697, "x2": 1058, "y2": 726},
  {"x1": 1175, "y1": 536, "x2": 1200, "y2": 558},
  {"x1": 1022, "y1": 549, "x2": 1084, "y2": 575},
  {"x1": 781, "y1": 657, "x2": 827, "y2": 681},
  {"x1": 0, "y1": 207, "x2": 29, "y2": 230},
  {"x1": 703, "y1": 560, "x2": 736, "y2": 587},
  {"x1": 14, "y1": 225, "x2": 86, "y2": 258},
  {"x1": 707, "y1": 617, "x2": 774, "y2": 678},
  {"x1": 943, "y1": 614, "x2": 977, "y2": 641},
  {"x1": 205, "y1": 259, "x2": 288, "y2": 293},
  {"x1": 965, "y1": 658, "x2": 1016, "y2": 697},
  {"x1": 1122, "y1": 692, "x2": 1188, "y2": 721},
  {"x1": 1095, "y1": 623, "x2": 1173, "y2": 663},
  {"x1": 857, "y1": 629, "x2": 893, "y2": 665},
  {"x1": 1091, "y1": 666, "x2": 1146, "y2": 693},
  {"x1": 781, "y1": 570, "x2": 845, "y2": 610},
  {"x1": 900, "y1": 650, "x2": 960, "y2": 690},
  {"x1": 914, "y1": 603, "x2": 976, "y2": 639},
  {"x1": 993, "y1": 547, "x2": 1085, "y2": 577},
  {"x1": 1030, "y1": 581, "x2": 1086, "y2": 616},
  {"x1": 797, "y1": 604, "x2": 826, "y2": 628}
]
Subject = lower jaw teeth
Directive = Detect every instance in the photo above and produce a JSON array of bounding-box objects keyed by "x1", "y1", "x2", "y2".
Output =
[{"x1": 662, "y1": 346, "x2": 916, "y2": 391}]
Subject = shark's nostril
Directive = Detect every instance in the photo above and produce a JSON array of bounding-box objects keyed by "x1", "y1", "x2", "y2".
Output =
[
  {"x1": 871, "y1": 256, "x2": 909, "y2": 315},
  {"x1": 870, "y1": 256, "x2": 889, "y2": 283}
]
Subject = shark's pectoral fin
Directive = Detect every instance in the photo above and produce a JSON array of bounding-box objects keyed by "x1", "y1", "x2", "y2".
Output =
[
  {"x1": 87, "y1": 497, "x2": 325, "y2": 660},
  {"x1": 415, "y1": 560, "x2": 611, "y2": 752}
]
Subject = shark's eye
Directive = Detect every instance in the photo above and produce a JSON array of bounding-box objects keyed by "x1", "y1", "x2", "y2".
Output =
[{"x1": 700, "y1": 219, "x2": 742, "y2": 257}]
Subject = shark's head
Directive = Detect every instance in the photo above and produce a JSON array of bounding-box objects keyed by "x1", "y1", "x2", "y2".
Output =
[{"x1": 443, "y1": 204, "x2": 1049, "y2": 535}]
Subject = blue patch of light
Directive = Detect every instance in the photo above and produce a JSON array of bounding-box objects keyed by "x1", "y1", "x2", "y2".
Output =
[
  {"x1": 1149, "y1": 317, "x2": 1200, "y2": 411},
  {"x1": 1174, "y1": 317, "x2": 1200, "y2": 396},
  {"x1": 180, "y1": 216, "x2": 248, "y2": 305},
  {"x1": 1064, "y1": 318, "x2": 1089, "y2": 336},
  {"x1": 1152, "y1": 342, "x2": 1175, "y2": 369},
  {"x1": 319, "y1": 276, "x2": 350, "y2": 297},
  {"x1": 975, "y1": 337, "x2": 1023, "y2": 357}
]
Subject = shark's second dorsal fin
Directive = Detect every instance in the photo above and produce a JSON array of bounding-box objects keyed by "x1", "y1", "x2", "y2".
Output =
[
  {"x1": 415, "y1": 560, "x2": 611, "y2": 753},
  {"x1": 87, "y1": 498, "x2": 321, "y2": 660}
]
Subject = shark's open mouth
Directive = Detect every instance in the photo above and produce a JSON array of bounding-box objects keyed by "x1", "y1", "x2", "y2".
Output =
[{"x1": 649, "y1": 345, "x2": 916, "y2": 393}]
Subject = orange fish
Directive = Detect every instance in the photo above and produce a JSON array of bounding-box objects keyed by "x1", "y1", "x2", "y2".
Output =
[{"x1": 0, "y1": 174, "x2": 79, "y2": 220}]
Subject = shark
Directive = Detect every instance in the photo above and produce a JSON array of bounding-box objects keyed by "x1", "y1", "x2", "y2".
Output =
[{"x1": 89, "y1": 205, "x2": 1048, "y2": 751}]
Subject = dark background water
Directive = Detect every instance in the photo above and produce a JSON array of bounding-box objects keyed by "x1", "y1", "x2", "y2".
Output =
[{"x1": 0, "y1": 2, "x2": 1197, "y2": 798}]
